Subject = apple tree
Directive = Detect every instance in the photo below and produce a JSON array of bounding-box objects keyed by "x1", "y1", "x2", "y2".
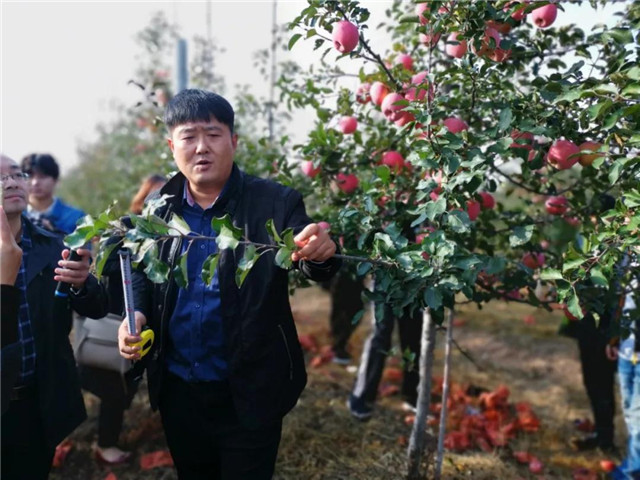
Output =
[{"x1": 280, "y1": 0, "x2": 639, "y2": 477}]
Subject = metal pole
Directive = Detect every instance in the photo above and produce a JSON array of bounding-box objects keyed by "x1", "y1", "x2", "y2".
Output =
[
  {"x1": 268, "y1": 0, "x2": 278, "y2": 142},
  {"x1": 176, "y1": 37, "x2": 189, "y2": 92}
]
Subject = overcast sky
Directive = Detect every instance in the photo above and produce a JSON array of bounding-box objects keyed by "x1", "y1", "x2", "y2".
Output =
[{"x1": 0, "y1": 1, "x2": 624, "y2": 177}]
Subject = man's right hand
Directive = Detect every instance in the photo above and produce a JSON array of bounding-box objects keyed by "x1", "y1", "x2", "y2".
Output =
[
  {"x1": 605, "y1": 344, "x2": 619, "y2": 361},
  {"x1": 0, "y1": 206, "x2": 22, "y2": 285},
  {"x1": 118, "y1": 311, "x2": 147, "y2": 360}
]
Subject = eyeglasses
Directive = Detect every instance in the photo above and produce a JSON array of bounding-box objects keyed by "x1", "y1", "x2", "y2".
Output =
[{"x1": 0, "y1": 172, "x2": 30, "y2": 183}]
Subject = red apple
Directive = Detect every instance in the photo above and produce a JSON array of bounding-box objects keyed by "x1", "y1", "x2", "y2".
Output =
[
  {"x1": 487, "y1": 19, "x2": 512, "y2": 35},
  {"x1": 545, "y1": 195, "x2": 568, "y2": 215},
  {"x1": 356, "y1": 83, "x2": 371, "y2": 104},
  {"x1": 301, "y1": 161, "x2": 321, "y2": 178},
  {"x1": 531, "y1": 3, "x2": 557, "y2": 28},
  {"x1": 419, "y1": 32, "x2": 441, "y2": 47},
  {"x1": 405, "y1": 71, "x2": 432, "y2": 102},
  {"x1": 510, "y1": 130, "x2": 534, "y2": 151},
  {"x1": 506, "y1": 1, "x2": 530, "y2": 21},
  {"x1": 395, "y1": 53, "x2": 413, "y2": 71},
  {"x1": 394, "y1": 112, "x2": 415, "y2": 127},
  {"x1": 522, "y1": 252, "x2": 545, "y2": 269},
  {"x1": 317, "y1": 221, "x2": 331, "y2": 231},
  {"x1": 338, "y1": 116, "x2": 358, "y2": 134},
  {"x1": 564, "y1": 216, "x2": 581, "y2": 227},
  {"x1": 547, "y1": 139, "x2": 580, "y2": 170},
  {"x1": 600, "y1": 460, "x2": 616, "y2": 473},
  {"x1": 514, "y1": 451, "x2": 531, "y2": 464},
  {"x1": 479, "y1": 192, "x2": 495, "y2": 209},
  {"x1": 466, "y1": 200, "x2": 481, "y2": 221},
  {"x1": 381, "y1": 151, "x2": 405, "y2": 172},
  {"x1": 445, "y1": 32, "x2": 467, "y2": 58},
  {"x1": 370, "y1": 81, "x2": 389, "y2": 106},
  {"x1": 381, "y1": 93, "x2": 406, "y2": 122},
  {"x1": 332, "y1": 20, "x2": 359, "y2": 53},
  {"x1": 529, "y1": 458, "x2": 544, "y2": 474},
  {"x1": 443, "y1": 117, "x2": 469, "y2": 134},
  {"x1": 578, "y1": 141, "x2": 603, "y2": 167},
  {"x1": 415, "y1": 3, "x2": 430, "y2": 25},
  {"x1": 336, "y1": 173, "x2": 359, "y2": 193}
]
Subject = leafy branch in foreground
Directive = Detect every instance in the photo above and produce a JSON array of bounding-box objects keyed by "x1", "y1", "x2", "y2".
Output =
[{"x1": 64, "y1": 196, "x2": 395, "y2": 289}]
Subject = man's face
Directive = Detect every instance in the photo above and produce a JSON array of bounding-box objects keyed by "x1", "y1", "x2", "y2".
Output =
[
  {"x1": 0, "y1": 157, "x2": 29, "y2": 215},
  {"x1": 29, "y1": 170, "x2": 57, "y2": 201},
  {"x1": 167, "y1": 117, "x2": 238, "y2": 192}
]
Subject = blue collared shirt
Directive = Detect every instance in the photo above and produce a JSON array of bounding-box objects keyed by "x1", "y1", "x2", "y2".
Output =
[{"x1": 165, "y1": 182, "x2": 228, "y2": 382}]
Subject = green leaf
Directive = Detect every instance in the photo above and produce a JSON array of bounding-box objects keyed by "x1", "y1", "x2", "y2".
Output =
[
  {"x1": 566, "y1": 289, "x2": 584, "y2": 320},
  {"x1": 375, "y1": 165, "x2": 391, "y2": 184},
  {"x1": 589, "y1": 267, "x2": 608, "y2": 287},
  {"x1": 144, "y1": 259, "x2": 170, "y2": 284},
  {"x1": 509, "y1": 225, "x2": 534, "y2": 247},
  {"x1": 540, "y1": 269, "x2": 563, "y2": 281},
  {"x1": 357, "y1": 262, "x2": 373, "y2": 276},
  {"x1": 621, "y1": 83, "x2": 640, "y2": 98},
  {"x1": 425, "y1": 197, "x2": 446, "y2": 221},
  {"x1": 497, "y1": 107, "x2": 512, "y2": 132},
  {"x1": 275, "y1": 247, "x2": 293, "y2": 270},
  {"x1": 64, "y1": 225, "x2": 97, "y2": 250},
  {"x1": 235, "y1": 245, "x2": 259, "y2": 287},
  {"x1": 608, "y1": 159, "x2": 624, "y2": 185},
  {"x1": 201, "y1": 253, "x2": 220, "y2": 286},
  {"x1": 288, "y1": 33, "x2": 302, "y2": 50},
  {"x1": 172, "y1": 252, "x2": 189, "y2": 288},
  {"x1": 168, "y1": 214, "x2": 191, "y2": 236},
  {"x1": 216, "y1": 224, "x2": 241, "y2": 250},
  {"x1": 563, "y1": 258, "x2": 586, "y2": 272},
  {"x1": 282, "y1": 228, "x2": 296, "y2": 250},
  {"x1": 447, "y1": 210, "x2": 470, "y2": 233},
  {"x1": 587, "y1": 99, "x2": 613, "y2": 120},
  {"x1": 94, "y1": 241, "x2": 120, "y2": 278},
  {"x1": 423, "y1": 287, "x2": 442, "y2": 311},
  {"x1": 265, "y1": 219, "x2": 282, "y2": 243}
]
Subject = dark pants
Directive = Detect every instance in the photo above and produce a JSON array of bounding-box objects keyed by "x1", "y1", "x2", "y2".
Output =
[
  {"x1": 576, "y1": 314, "x2": 616, "y2": 447},
  {"x1": 1, "y1": 391, "x2": 55, "y2": 480},
  {"x1": 159, "y1": 372, "x2": 282, "y2": 480},
  {"x1": 351, "y1": 304, "x2": 422, "y2": 408},
  {"x1": 78, "y1": 365, "x2": 138, "y2": 447},
  {"x1": 328, "y1": 273, "x2": 364, "y2": 354}
]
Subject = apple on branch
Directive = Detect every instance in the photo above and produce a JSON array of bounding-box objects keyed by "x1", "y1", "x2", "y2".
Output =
[
  {"x1": 332, "y1": 20, "x2": 359, "y2": 53},
  {"x1": 300, "y1": 160, "x2": 321, "y2": 178},
  {"x1": 443, "y1": 117, "x2": 469, "y2": 134},
  {"x1": 381, "y1": 92, "x2": 406, "y2": 122},
  {"x1": 356, "y1": 83, "x2": 371, "y2": 104},
  {"x1": 338, "y1": 116, "x2": 358, "y2": 134},
  {"x1": 445, "y1": 32, "x2": 468, "y2": 58},
  {"x1": 380, "y1": 151, "x2": 405, "y2": 173},
  {"x1": 370, "y1": 81, "x2": 390, "y2": 106},
  {"x1": 545, "y1": 195, "x2": 569, "y2": 215},
  {"x1": 531, "y1": 3, "x2": 557, "y2": 28},
  {"x1": 547, "y1": 139, "x2": 580, "y2": 170},
  {"x1": 578, "y1": 141, "x2": 603, "y2": 167},
  {"x1": 336, "y1": 173, "x2": 359, "y2": 193}
]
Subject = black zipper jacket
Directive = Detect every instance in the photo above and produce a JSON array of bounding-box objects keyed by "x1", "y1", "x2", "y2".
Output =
[{"x1": 132, "y1": 165, "x2": 341, "y2": 428}]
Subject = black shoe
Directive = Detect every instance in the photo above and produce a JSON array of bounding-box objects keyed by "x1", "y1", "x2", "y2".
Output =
[{"x1": 347, "y1": 396, "x2": 373, "y2": 421}]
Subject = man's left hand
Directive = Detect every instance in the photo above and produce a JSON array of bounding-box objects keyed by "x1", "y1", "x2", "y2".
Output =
[
  {"x1": 291, "y1": 223, "x2": 336, "y2": 263},
  {"x1": 54, "y1": 248, "x2": 91, "y2": 290}
]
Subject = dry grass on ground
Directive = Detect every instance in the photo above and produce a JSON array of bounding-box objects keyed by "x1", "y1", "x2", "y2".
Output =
[{"x1": 50, "y1": 286, "x2": 623, "y2": 480}]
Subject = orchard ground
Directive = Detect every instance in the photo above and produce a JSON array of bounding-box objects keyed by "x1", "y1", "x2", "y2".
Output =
[{"x1": 51, "y1": 286, "x2": 624, "y2": 480}]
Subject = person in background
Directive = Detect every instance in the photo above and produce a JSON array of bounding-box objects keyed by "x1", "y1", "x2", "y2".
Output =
[
  {"x1": 21, "y1": 153, "x2": 85, "y2": 234},
  {"x1": 118, "y1": 89, "x2": 341, "y2": 479},
  {"x1": 605, "y1": 249, "x2": 639, "y2": 480},
  {"x1": 0, "y1": 153, "x2": 108, "y2": 479},
  {"x1": 129, "y1": 174, "x2": 167, "y2": 215},
  {"x1": 77, "y1": 173, "x2": 167, "y2": 465}
]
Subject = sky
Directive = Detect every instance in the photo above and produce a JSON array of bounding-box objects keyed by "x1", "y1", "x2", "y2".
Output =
[{"x1": 0, "y1": 1, "x2": 625, "y2": 177}]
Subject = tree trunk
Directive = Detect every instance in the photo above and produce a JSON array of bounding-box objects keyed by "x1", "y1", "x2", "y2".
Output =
[
  {"x1": 434, "y1": 307, "x2": 454, "y2": 479},
  {"x1": 406, "y1": 308, "x2": 437, "y2": 480}
]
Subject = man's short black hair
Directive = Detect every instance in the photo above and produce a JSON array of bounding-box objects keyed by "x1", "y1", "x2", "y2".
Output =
[
  {"x1": 21, "y1": 153, "x2": 60, "y2": 180},
  {"x1": 164, "y1": 89, "x2": 235, "y2": 134}
]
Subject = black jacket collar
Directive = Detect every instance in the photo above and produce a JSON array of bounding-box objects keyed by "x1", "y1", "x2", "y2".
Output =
[{"x1": 160, "y1": 164, "x2": 242, "y2": 217}]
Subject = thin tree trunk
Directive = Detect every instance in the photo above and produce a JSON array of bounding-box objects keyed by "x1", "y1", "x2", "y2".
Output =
[
  {"x1": 407, "y1": 308, "x2": 437, "y2": 480},
  {"x1": 434, "y1": 307, "x2": 455, "y2": 479}
]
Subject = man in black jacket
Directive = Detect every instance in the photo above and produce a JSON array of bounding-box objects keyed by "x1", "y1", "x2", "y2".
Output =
[
  {"x1": 118, "y1": 89, "x2": 340, "y2": 479},
  {"x1": 0, "y1": 154, "x2": 109, "y2": 479}
]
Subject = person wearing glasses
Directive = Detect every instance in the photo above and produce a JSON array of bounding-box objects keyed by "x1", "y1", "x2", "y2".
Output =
[
  {"x1": 20, "y1": 153, "x2": 85, "y2": 235},
  {"x1": 0, "y1": 154, "x2": 108, "y2": 479}
]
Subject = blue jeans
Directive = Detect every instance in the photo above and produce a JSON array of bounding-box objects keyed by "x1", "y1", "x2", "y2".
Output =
[{"x1": 613, "y1": 358, "x2": 640, "y2": 480}]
